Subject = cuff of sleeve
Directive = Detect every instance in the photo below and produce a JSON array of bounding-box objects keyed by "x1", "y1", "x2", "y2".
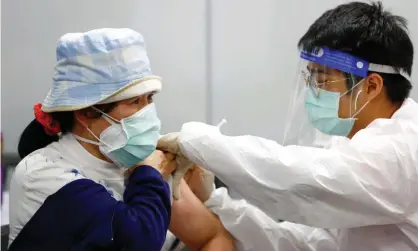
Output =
[
  {"x1": 178, "y1": 122, "x2": 223, "y2": 171},
  {"x1": 130, "y1": 165, "x2": 163, "y2": 181},
  {"x1": 204, "y1": 187, "x2": 229, "y2": 210}
]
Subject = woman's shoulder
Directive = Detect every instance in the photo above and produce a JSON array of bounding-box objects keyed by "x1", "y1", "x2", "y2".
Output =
[
  {"x1": 8, "y1": 146, "x2": 95, "y2": 245},
  {"x1": 12, "y1": 145, "x2": 86, "y2": 195}
]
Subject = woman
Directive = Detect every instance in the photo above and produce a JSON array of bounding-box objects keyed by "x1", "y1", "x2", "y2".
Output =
[{"x1": 8, "y1": 28, "x2": 233, "y2": 251}]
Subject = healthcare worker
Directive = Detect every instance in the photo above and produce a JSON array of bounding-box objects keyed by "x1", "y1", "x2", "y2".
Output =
[
  {"x1": 158, "y1": 2, "x2": 418, "y2": 250},
  {"x1": 8, "y1": 28, "x2": 234, "y2": 251}
]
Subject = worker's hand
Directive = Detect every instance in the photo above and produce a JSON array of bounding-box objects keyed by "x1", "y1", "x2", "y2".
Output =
[
  {"x1": 184, "y1": 165, "x2": 215, "y2": 203},
  {"x1": 131, "y1": 150, "x2": 177, "y2": 181},
  {"x1": 158, "y1": 132, "x2": 194, "y2": 200},
  {"x1": 171, "y1": 155, "x2": 195, "y2": 200},
  {"x1": 157, "y1": 132, "x2": 180, "y2": 155}
]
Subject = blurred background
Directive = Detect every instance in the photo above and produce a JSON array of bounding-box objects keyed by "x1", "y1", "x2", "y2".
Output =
[{"x1": 1, "y1": 0, "x2": 418, "y2": 226}]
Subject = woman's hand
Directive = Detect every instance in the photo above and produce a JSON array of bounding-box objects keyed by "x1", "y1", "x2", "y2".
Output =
[
  {"x1": 131, "y1": 150, "x2": 177, "y2": 180},
  {"x1": 184, "y1": 165, "x2": 215, "y2": 202}
]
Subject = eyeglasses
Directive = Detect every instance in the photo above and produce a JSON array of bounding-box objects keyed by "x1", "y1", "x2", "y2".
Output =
[{"x1": 301, "y1": 70, "x2": 349, "y2": 97}]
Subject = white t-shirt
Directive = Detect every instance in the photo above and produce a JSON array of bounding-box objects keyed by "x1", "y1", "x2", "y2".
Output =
[{"x1": 9, "y1": 133, "x2": 177, "y2": 250}]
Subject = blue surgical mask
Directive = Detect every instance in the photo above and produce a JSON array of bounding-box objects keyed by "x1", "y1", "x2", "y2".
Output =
[
  {"x1": 74, "y1": 103, "x2": 161, "y2": 168},
  {"x1": 304, "y1": 86, "x2": 368, "y2": 137}
]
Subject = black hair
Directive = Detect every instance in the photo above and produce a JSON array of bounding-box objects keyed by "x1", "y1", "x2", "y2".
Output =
[
  {"x1": 298, "y1": 1, "x2": 414, "y2": 103},
  {"x1": 18, "y1": 112, "x2": 74, "y2": 159},
  {"x1": 18, "y1": 104, "x2": 117, "y2": 159}
]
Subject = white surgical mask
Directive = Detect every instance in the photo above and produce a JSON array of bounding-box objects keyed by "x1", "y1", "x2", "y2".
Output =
[{"x1": 74, "y1": 103, "x2": 161, "y2": 168}]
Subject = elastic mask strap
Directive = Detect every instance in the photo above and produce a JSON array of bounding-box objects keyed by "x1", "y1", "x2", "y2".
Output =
[
  {"x1": 340, "y1": 78, "x2": 365, "y2": 98},
  {"x1": 73, "y1": 133, "x2": 100, "y2": 146},
  {"x1": 351, "y1": 89, "x2": 369, "y2": 119},
  {"x1": 335, "y1": 77, "x2": 369, "y2": 119},
  {"x1": 354, "y1": 89, "x2": 362, "y2": 111},
  {"x1": 91, "y1": 106, "x2": 120, "y2": 125},
  {"x1": 102, "y1": 115, "x2": 117, "y2": 125},
  {"x1": 73, "y1": 117, "x2": 112, "y2": 148}
]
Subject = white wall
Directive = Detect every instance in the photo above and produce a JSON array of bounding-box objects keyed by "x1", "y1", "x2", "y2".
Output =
[
  {"x1": 2, "y1": 0, "x2": 418, "y2": 154},
  {"x1": 210, "y1": 0, "x2": 418, "y2": 142},
  {"x1": 1, "y1": 0, "x2": 208, "y2": 153}
]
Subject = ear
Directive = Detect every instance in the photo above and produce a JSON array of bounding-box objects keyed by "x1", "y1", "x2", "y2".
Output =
[{"x1": 365, "y1": 73, "x2": 384, "y2": 100}]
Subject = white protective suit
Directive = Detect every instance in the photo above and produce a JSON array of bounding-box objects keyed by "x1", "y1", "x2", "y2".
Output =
[
  {"x1": 176, "y1": 98, "x2": 418, "y2": 251},
  {"x1": 205, "y1": 188, "x2": 339, "y2": 251}
]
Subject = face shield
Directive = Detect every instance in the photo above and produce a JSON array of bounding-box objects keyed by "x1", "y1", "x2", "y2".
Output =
[{"x1": 282, "y1": 47, "x2": 409, "y2": 148}]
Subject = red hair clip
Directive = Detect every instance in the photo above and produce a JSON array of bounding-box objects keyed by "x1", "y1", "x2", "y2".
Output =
[{"x1": 33, "y1": 103, "x2": 61, "y2": 136}]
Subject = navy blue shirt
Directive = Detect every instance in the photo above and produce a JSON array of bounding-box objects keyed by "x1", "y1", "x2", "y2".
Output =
[{"x1": 9, "y1": 165, "x2": 171, "y2": 251}]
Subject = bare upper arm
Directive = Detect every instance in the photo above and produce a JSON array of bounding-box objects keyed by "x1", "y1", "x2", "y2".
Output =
[{"x1": 169, "y1": 179, "x2": 234, "y2": 250}]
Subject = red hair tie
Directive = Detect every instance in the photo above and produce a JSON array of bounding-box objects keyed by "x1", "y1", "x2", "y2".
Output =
[{"x1": 34, "y1": 103, "x2": 61, "y2": 136}]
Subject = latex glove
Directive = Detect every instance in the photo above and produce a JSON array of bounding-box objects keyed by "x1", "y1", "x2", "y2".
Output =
[
  {"x1": 172, "y1": 156, "x2": 194, "y2": 199},
  {"x1": 158, "y1": 119, "x2": 227, "y2": 158},
  {"x1": 158, "y1": 120, "x2": 226, "y2": 200},
  {"x1": 184, "y1": 165, "x2": 215, "y2": 202},
  {"x1": 158, "y1": 133, "x2": 194, "y2": 200}
]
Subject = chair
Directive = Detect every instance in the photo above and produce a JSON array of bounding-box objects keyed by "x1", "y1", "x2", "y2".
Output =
[
  {"x1": 215, "y1": 177, "x2": 228, "y2": 189},
  {"x1": 1, "y1": 224, "x2": 9, "y2": 251}
]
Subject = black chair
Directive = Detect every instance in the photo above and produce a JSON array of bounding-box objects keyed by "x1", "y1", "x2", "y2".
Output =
[
  {"x1": 214, "y1": 177, "x2": 227, "y2": 189},
  {"x1": 1, "y1": 225, "x2": 9, "y2": 251}
]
